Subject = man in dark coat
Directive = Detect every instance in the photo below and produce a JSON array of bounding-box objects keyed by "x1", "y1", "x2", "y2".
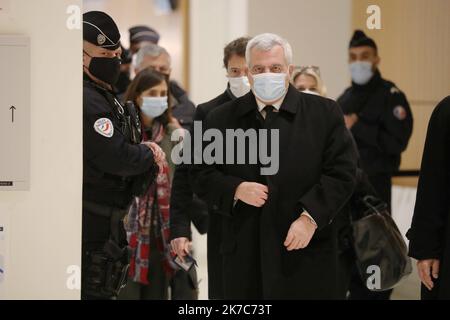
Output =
[
  {"x1": 170, "y1": 37, "x2": 251, "y2": 300},
  {"x1": 190, "y1": 33, "x2": 357, "y2": 299},
  {"x1": 407, "y1": 96, "x2": 450, "y2": 300}
]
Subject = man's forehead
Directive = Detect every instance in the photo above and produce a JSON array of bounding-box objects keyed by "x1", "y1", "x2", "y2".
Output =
[
  {"x1": 84, "y1": 40, "x2": 120, "y2": 53},
  {"x1": 228, "y1": 55, "x2": 247, "y2": 66},
  {"x1": 349, "y1": 46, "x2": 375, "y2": 55},
  {"x1": 250, "y1": 46, "x2": 285, "y2": 63},
  {"x1": 144, "y1": 54, "x2": 169, "y2": 64}
]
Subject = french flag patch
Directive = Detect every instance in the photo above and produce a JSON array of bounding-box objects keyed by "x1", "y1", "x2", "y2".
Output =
[{"x1": 94, "y1": 118, "x2": 114, "y2": 138}]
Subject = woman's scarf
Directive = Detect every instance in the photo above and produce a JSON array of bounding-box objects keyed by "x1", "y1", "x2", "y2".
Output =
[{"x1": 126, "y1": 122, "x2": 175, "y2": 284}]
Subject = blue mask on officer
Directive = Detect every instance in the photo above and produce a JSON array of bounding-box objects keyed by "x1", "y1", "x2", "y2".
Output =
[
  {"x1": 141, "y1": 96, "x2": 168, "y2": 118},
  {"x1": 349, "y1": 61, "x2": 374, "y2": 85}
]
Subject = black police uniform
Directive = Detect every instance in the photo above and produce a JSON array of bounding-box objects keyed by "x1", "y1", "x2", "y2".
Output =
[
  {"x1": 82, "y1": 11, "x2": 156, "y2": 300},
  {"x1": 338, "y1": 69, "x2": 413, "y2": 300},
  {"x1": 338, "y1": 69, "x2": 413, "y2": 208}
]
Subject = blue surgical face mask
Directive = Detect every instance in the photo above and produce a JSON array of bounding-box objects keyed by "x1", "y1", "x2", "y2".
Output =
[
  {"x1": 349, "y1": 61, "x2": 374, "y2": 85},
  {"x1": 141, "y1": 96, "x2": 168, "y2": 118},
  {"x1": 251, "y1": 72, "x2": 288, "y2": 103}
]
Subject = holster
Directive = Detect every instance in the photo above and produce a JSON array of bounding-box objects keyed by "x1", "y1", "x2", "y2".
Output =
[
  {"x1": 82, "y1": 202, "x2": 131, "y2": 299},
  {"x1": 84, "y1": 240, "x2": 130, "y2": 299}
]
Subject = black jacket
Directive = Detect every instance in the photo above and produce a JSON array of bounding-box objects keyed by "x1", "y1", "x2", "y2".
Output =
[
  {"x1": 170, "y1": 90, "x2": 232, "y2": 299},
  {"x1": 337, "y1": 70, "x2": 413, "y2": 176},
  {"x1": 190, "y1": 85, "x2": 357, "y2": 299},
  {"x1": 83, "y1": 77, "x2": 154, "y2": 209},
  {"x1": 170, "y1": 90, "x2": 232, "y2": 238},
  {"x1": 407, "y1": 96, "x2": 450, "y2": 300}
]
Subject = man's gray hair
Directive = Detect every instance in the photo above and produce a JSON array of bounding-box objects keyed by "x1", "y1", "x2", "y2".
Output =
[
  {"x1": 135, "y1": 43, "x2": 171, "y2": 70},
  {"x1": 245, "y1": 33, "x2": 293, "y2": 66}
]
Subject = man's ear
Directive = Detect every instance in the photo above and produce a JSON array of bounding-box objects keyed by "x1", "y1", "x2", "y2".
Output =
[
  {"x1": 374, "y1": 56, "x2": 381, "y2": 68},
  {"x1": 246, "y1": 69, "x2": 254, "y2": 86},
  {"x1": 288, "y1": 64, "x2": 294, "y2": 77}
]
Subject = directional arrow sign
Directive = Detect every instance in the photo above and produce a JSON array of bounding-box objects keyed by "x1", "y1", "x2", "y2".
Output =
[
  {"x1": 9, "y1": 105, "x2": 16, "y2": 123},
  {"x1": 1, "y1": 35, "x2": 30, "y2": 191}
]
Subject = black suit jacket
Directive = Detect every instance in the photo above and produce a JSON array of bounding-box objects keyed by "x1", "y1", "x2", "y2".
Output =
[
  {"x1": 170, "y1": 90, "x2": 233, "y2": 300},
  {"x1": 170, "y1": 90, "x2": 232, "y2": 238}
]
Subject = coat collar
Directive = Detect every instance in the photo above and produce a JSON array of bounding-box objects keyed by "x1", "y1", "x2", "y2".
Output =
[
  {"x1": 236, "y1": 84, "x2": 299, "y2": 118},
  {"x1": 279, "y1": 84, "x2": 300, "y2": 115}
]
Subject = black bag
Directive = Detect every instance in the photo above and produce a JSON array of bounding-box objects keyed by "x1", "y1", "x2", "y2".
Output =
[{"x1": 352, "y1": 195, "x2": 412, "y2": 291}]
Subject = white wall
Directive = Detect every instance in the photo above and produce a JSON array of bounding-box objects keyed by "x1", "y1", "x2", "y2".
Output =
[
  {"x1": 189, "y1": 0, "x2": 351, "y2": 103},
  {"x1": 189, "y1": 0, "x2": 248, "y2": 105},
  {"x1": 0, "y1": 0, "x2": 82, "y2": 299},
  {"x1": 188, "y1": 0, "x2": 249, "y2": 299},
  {"x1": 248, "y1": 0, "x2": 352, "y2": 99}
]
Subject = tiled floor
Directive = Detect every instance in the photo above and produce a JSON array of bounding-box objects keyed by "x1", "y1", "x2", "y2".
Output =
[{"x1": 391, "y1": 260, "x2": 420, "y2": 300}]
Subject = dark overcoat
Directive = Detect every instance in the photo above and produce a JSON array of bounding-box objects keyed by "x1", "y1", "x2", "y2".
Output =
[
  {"x1": 408, "y1": 96, "x2": 450, "y2": 300},
  {"x1": 191, "y1": 85, "x2": 357, "y2": 299}
]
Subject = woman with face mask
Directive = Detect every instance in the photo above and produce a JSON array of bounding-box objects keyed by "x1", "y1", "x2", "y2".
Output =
[
  {"x1": 292, "y1": 66, "x2": 327, "y2": 97},
  {"x1": 119, "y1": 68, "x2": 182, "y2": 300}
]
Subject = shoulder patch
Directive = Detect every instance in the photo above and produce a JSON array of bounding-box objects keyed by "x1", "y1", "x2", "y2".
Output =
[
  {"x1": 94, "y1": 118, "x2": 114, "y2": 138},
  {"x1": 393, "y1": 105, "x2": 407, "y2": 120}
]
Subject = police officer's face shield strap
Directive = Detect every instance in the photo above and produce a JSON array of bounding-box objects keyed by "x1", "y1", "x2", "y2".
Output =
[{"x1": 84, "y1": 50, "x2": 122, "y2": 86}]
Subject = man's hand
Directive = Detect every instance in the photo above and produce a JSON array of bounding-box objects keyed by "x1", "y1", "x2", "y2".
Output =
[
  {"x1": 417, "y1": 259, "x2": 440, "y2": 291},
  {"x1": 344, "y1": 113, "x2": 359, "y2": 129},
  {"x1": 234, "y1": 182, "x2": 268, "y2": 207},
  {"x1": 142, "y1": 141, "x2": 166, "y2": 172},
  {"x1": 170, "y1": 237, "x2": 191, "y2": 262},
  {"x1": 284, "y1": 214, "x2": 317, "y2": 251}
]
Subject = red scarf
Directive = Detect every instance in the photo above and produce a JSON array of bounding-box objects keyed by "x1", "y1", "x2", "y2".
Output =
[{"x1": 126, "y1": 123, "x2": 175, "y2": 284}]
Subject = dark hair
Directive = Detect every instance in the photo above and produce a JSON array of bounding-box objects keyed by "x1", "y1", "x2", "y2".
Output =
[
  {"x1": 223, "y1": 37, "x2": 251, "y2": 69},
  {"x1": 349, "y1": 30, "x2": 378, "y2": 53},
  {"x1": 124, "y1": 68, "x2": 172, "y2": 127}
]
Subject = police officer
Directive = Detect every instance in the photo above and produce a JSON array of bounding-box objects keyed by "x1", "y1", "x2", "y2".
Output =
[
  {"x1": 337, "y1": 30, "x2": 413, "y2": 300},
  {"x1": 82, "y1": 11, "x2": 165, "y2": 300},
  {"x1": 129, "y1": 25, "x2": 160, "y2": 54}
]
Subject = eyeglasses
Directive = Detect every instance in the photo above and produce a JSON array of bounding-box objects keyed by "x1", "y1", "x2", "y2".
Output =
[{"x1": 294, "y1": 65, "x2": 321, "y2": 77}]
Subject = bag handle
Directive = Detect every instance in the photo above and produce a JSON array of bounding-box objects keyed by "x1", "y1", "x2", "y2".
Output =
[{"x1": 361, "y1": 195, "x2": 388, "y2": 216}]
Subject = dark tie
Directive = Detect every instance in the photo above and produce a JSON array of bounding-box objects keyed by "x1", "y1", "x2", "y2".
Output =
[{"x1": 264, "y1": 105, "x2": 275, "y2": 125}]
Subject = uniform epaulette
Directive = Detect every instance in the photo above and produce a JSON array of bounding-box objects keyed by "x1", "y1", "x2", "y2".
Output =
[{"x1": 384, "y1": 80, "x2": 401, "y2": 95}]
